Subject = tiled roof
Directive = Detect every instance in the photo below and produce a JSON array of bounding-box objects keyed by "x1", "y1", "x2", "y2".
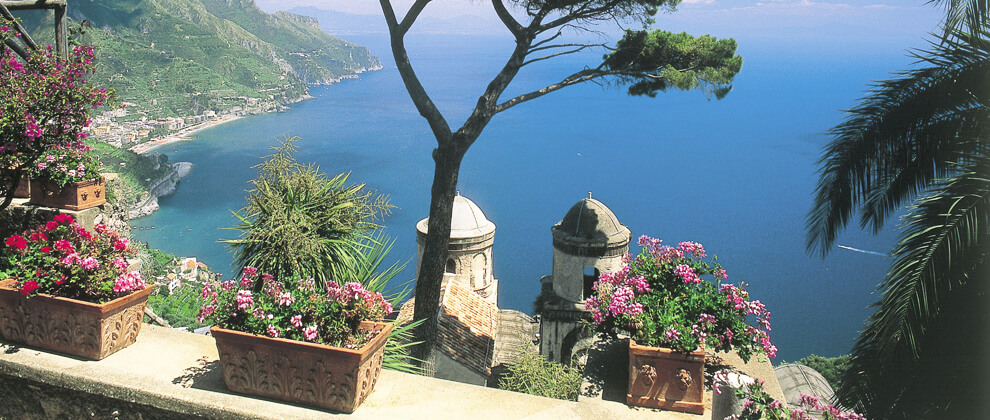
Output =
[
  {"x1": 396, "y1": 282, "x2": 499, "y2": 377},
  {"x1": 437, "y1": 282, "x2": 498, "y2": 377},
  {"x1": 492, "y1": 309, "x2": 538, "y2": 367}
]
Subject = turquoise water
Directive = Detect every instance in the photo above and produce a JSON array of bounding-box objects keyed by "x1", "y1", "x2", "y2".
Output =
[{"x1": 132, "y1": 33, "x2": 913, "y2": 362}]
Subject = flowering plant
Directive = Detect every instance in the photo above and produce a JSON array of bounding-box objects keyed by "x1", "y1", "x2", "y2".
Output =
[
  {"x1": 198, "y1": 267, "x2": 393, "y2": 349},
  {"x1": 586, "y1": 236, "x2": 776, "y2": 362},
  {"x1": 0, "y1": 214, "x2": 145, "y2": 303},
  {"x1": 0, "y1": 24, "x2": 113, "y2": 207},
  {"x1": 29, "y1": 143, "x2": 103, "y2": 187},
  {"x1": 713, "y1": 371, "x2": 866, "y2": 420}
]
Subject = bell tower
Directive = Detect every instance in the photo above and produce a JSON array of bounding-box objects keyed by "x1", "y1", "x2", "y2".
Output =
[{"x1": 538, "y1": 193, "x2": 630, "y2": 363}]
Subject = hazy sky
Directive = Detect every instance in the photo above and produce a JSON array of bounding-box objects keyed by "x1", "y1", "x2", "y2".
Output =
[{"x1": 255, "y1": 0, "x2": 943, "y2": 40}]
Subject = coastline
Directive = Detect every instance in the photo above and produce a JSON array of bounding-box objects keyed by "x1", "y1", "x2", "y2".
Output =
[
  {"x1": 128, "y1": 162, "x2": 194, "y2": 219},
  {"x1": 129, "y1": 115, "x2": 244, "y2": 155}
]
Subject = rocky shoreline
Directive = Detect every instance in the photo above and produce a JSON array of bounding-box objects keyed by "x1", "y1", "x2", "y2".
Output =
[{"x1": 128, "y1": 162, "x2": 193, "y2": 219}]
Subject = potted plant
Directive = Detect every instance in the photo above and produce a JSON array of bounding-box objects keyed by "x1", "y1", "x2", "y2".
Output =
[
  {"x1": 199, "y1": 267, "x2": 393, "y2": 413},
  {"x1": 0, "y1": 214, "x2": 151, "y2": 360},
  {"x1": 28, "y1": 144, "x2": 106, "y2": 210},
  {"x1": 0, "y1": 26, "x2": 113, "y2": 210},
  {"x1": 585, "y1": 236, "x2": 776, "y2": 414}
]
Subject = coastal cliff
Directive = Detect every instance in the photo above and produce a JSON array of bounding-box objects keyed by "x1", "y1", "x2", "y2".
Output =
[{"x1": 129, "y1": 162, "x2": 193, "y2": 219}]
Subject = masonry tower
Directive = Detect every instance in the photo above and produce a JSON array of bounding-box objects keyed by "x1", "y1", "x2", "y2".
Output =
[{"x1": 538, "y1": 193, "x2": 630, "y2": 363}]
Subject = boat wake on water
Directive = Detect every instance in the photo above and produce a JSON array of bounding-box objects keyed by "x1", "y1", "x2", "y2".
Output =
[{"x1": 837, "y1": 245, "x2": 887, "y2": 257}]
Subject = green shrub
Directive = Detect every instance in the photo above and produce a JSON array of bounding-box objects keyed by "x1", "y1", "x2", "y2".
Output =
[
  {"x1": 498, "y1": 352, "x2": 584, "y2": 401},
  {"x1": 782, "y1": 354, "x2": 851, "y2": 391}
]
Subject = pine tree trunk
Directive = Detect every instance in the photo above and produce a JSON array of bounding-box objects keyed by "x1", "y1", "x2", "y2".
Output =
[{"x1": 412, "y1": 143, "x2": 465, "y2": 369}]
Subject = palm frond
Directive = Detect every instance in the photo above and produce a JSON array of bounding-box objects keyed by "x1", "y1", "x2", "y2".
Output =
[
  {"x1": 806, "y1": 29, "x2": 990, "y2": 256},
  {"x1": 929, "y1": 0, "x2": 990, "y2": 43},
  {"x1": 837, "y1": 154, "x2": 990, "y2": 416}
]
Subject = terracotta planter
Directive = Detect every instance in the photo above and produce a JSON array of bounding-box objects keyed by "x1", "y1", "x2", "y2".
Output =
[
  {"x1": 29, "y1": 177, "x2": 106, "y2": 210},
  {"x1": 212, "y1": 321, "x2": 391, "y2": 413},
  {"x1": 0, "y1": 279, "x2": 153, "y2": 360},
  {"x1": 13, "y1": 174, "x2": 30, "y2": 198},
  {"x1": 627, "y1": 339, "x2": 706, "y2": 414}
]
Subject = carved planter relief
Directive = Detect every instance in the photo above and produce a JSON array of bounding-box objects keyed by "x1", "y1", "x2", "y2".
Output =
[
  {"x1": 211, "y1": 321, "x2": 391, "y2": 413},
  {"x1": 29, "y1": 177, "x2": 106, "y2": 210},
  {"x1": 627, "y1": 339, "x2": 706, "y2": 414},
  {"x1": 0, "y1": 279, "x2": 153, "y2": 360}
]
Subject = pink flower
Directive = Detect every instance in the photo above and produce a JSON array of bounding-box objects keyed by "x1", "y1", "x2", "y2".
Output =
[
  {"x1": 60, "y1": 253, "x2": 80, "y2": 267},
  {"x1": 674, "y1": 264, "x2": 701, "y2": 284},
  {"x1": 276, "y1": 291, "x2": 294, "y2": 306},
  {"x1": 678, "y1": 241, "x2": 706, "y2": 258},
  {"x1": 290, "y1": 315, "x2": 303, "y2": 328},
  {"x1": 197, "y1": 305, "x2": 216, "y2": 324},
  {"x1": 113, "y1": 271, "x2": 145, "y2": 294},
  {"x1": 201, "y1": 284, "x2": 214, "y2": 299},
  {"x1": 303, "y1": 325, "x2": 318, "y2": 341},
  {"x1": 267, "y1": 325, "x2": 280, "y2": 338},
  {"x1": 111, "y1": 257, "x2": 128, "y2": 271},
  {"x1": 235, "y1": 290, "x2": 253, "y2": 310},
  {"x1": 80, "y1": 257, "x2": 99, "y2": 270},
  {"x1": 239, "y1": 274, "x2": 254, "y2": 288},
  {"x1": 664, "y1": 327, "x2": 680, "y2": 341}
]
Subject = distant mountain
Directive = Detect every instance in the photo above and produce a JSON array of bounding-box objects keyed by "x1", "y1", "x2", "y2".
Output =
[
  {"x1": 287, "y1": 6, "x2": 506, "y2": 36},
  {"x1": 15, "y1": 0, "x2": 381, "y2": 117}
]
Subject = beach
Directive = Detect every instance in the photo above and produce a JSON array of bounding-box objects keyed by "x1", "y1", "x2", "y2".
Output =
[{"x1": 129, "y1": 115, "x2": 243, "y2": 155}]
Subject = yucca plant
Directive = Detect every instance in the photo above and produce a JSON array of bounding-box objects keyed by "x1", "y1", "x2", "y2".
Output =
[
  {"x1": 349, "y1": 231, "x2": 424, "y2": 374},
  {"x1": 222, "y1": 136, "x2": 391, "y2": 288},
  {"x1": 221, "y1": 136, "x2": 421, "y2": 373}
]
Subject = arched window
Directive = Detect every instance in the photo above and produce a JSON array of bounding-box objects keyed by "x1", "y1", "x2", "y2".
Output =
[{"x1": 445, "y1": 258, "x2": 456, "y2": 274}]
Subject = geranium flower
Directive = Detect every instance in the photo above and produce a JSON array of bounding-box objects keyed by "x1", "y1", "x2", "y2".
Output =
[
  {"x1": 4, "y1": 234, "x2": 26, "y2": 250},
  {"x1": 20, "y1": 280, "x2": 39, "y2": 296},
  {"x1": 303, "y1": 326, "x2": 318, "y2": 341},
  {"x1": 235, "y1": 290, "x2": 254, "y2": 310}
]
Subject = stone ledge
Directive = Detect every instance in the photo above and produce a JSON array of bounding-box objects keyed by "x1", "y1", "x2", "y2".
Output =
[{"x1": 0, "y1": 324, "x2": 779, "y2": 419}]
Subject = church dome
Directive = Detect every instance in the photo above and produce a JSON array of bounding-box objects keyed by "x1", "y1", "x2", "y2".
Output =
[
  {"x1": 552, "y1": 196, "x2": 630, "y2": 254},
  {"x1": 417, "y1": 194, "x2": 496, "y2": 239}
]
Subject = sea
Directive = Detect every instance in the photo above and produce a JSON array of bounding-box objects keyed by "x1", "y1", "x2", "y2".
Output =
[{"x1": 131, "y1": 32, "x2": 921, "y2": 362}]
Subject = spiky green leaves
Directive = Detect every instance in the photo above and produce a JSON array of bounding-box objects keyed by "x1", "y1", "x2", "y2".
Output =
[
  {"x1": 222, "y1": 136, "x2": 392, "y2": 289},
  {"x1": 604, "y1": 29, "x2": 742, "y2": 98}
]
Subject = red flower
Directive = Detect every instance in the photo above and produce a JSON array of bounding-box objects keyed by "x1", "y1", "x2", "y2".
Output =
[
  {"x1": 20, "y1": 280, "x2": 39, "y2": 296},
  {"x1": 29, "y1": 232, "x2": 47, "y2": 242},
  {"x1": 40, "y1": 246, "x2": 51, "y2": 253},
  {"x1": 4, "y1": 235, "x2": 26, "y2": 250},
  {"x1": 53, "y1": 214, "x2": 74, "y2": 225},
  {"x1": 53, "y1": 239, "x2": 74, "y2": 253},
  {"x1": 45, "y1": 221, "x2": 58, "y2": 231}
]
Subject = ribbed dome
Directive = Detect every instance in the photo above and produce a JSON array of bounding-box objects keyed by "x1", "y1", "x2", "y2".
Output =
[{"x1": 417, "y1": 195, "x2": 496, "y2": 239}]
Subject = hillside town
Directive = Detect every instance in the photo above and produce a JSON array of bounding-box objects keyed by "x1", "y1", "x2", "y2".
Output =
[{"x1": 86, "y1": 96, "x2": 291, "y2": 151}]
